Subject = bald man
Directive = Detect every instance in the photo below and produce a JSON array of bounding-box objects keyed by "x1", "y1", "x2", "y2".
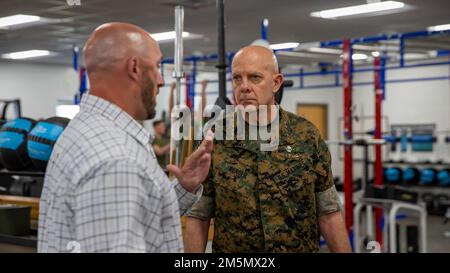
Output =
[
  {"x1": 185, "y1": 45, "x2": 351, "y2": 253},
  {"x1": 38, "y1": 23, "x2": 213, "y2": 252}
]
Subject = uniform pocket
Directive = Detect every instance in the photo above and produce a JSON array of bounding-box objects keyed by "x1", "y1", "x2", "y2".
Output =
[{"x1": 270, "y1": 149, "x2": 317, "y2": 218}]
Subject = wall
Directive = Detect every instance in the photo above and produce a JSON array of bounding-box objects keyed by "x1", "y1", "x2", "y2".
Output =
[{"x1": 0, "y1": 61, "x2": 78, "y2": 120}]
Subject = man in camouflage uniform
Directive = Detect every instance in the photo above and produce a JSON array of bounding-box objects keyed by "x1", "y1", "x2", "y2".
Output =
[{"x1": 185, "y1": 45, "x2": 351, "y2": 253}]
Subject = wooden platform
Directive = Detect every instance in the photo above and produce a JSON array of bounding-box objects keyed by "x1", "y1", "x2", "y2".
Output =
[{"x1": 0, "y1": 195, "x2": 39, "y2": 221}]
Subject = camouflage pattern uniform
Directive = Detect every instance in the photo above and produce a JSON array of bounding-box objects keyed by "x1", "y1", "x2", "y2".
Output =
[{"x1": 188, "y1": 107, "x2": 341, "y2": 252}]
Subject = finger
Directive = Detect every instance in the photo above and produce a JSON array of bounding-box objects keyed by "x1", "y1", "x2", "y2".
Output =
[
  {"x1": 201, "y1": 130, "x2": 214, "y2": 154},
  {"x1": 188, "y1": 130, "x2": 214, "y2": 162},
  {"x1": 187, "y1": 145, "x2": 206, "y2": 162},
  {"x1": 166, "y1": 164, "x2": 182, "y2": 179},
  {"x1": 199, "y1": 153, "x2": 210, "y2": 164}
]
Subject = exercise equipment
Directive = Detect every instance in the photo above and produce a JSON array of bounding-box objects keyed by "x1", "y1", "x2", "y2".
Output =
[
  {"x1": 354, "y1": 196, "x2": 427, "y2": 253},
  {"x1": 384, "y1": 167, "x2": 402, "y2": 184},
  {"x1": 0, "y1": 99, "x2": 21, "y2": 120},
  {"x1": 364, "y1": 184, "x2": 418, "y2": 203},
  {"x1": 27, "y1": 117, "x2": 70, "y2": 171},
  {"x1": 0, "y1": 119, "x2": 4, "y2": 169},
  {"x1": 409, "y1": 135, "x2": 436, "y2": 143},
  {"x1": 0, "y1": 204, "x2": 31, "y2": 236},
  {"x1": 420, "y1": 168, "x2": 437, "y2": 186},
  {"x1": 0, "y1": 175, "x2": 15, "y2": 194},
  {"x1": 275, "y1": 80, "x2": 293, "y2": 104},
  {"x1": 8, "y1": 178, "x2": 31, "y2": 196},
  {"x1": 437, "y1": 169, "x2": 450, "y2": 187},
  {"x1": 436, "y1": 194, "x2": 450, "y2": 215},
  {"x1": 405, "y1": 225, "x2": 419, "y2": 253},
  {"x1": 421, "y1": 193, "x2": 435, "y2": 211},
  {"x1": 169, "y1": 5, "x2": 185, "y2": 168},
  {"x1": 0, "y1": 118, "x2": 36, "y2": 171},
  {"x1": 402, "y1": 167, "x2": 421, "y2": 184}
]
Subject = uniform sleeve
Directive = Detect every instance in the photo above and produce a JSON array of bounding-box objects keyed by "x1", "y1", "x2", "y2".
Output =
[
  {"x1": 314, "y1": 135, "x2": 342, "y2": 216},
  {"x1": 314, "y1": 136, "x2": 334, "y2": 192},
  {"x1": 186, "y1": 156, "x2": 216, "y2": 221}
]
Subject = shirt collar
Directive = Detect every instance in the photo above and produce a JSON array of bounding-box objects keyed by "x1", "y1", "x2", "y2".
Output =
[{"x1": 79, "y1": 94, "x2": 154, "y2": 146}]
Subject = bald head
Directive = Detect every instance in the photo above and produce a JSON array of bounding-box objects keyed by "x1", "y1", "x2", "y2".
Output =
[
  {"x1": 83, "y1": 22, "x2": 158, "y2": 75},
  {"x1": 231, "y1": 45, "x2": 283, "y2": 108},
  {"x1": 82, "y1": 22, "x2": 164, "y2": 120},
  {"x1": 232, "y1": 45, "x2": 279, "y2": 73}
]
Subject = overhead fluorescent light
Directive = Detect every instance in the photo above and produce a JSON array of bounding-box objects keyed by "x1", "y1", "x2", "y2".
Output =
[
  {"x1": 427, "y1": 23, "x2": 450, "y2": 32},
  {"x1": 56, "y1": 104, "x2": 80, "y2": 119},
  {"x1": 270, "y1": 42, "x2": 299, "y2": 50},
  {"x1": 310, "y1": 1, "x2": 405, "y2": 19},
  {"x1": 151, "y1": 31, "x2": 189, "y2": 41},
  {"x1": 2, "y1": 50, "x2": 50, "y2": 59},
  {"x1": 371, "y1": 51, "x2": 381, "y2": 57},
  {"x1": 352, "y1": 53, "x2": 368, "y2": 60},
  {"x1": 0, "y1": 14, "x2": 40, "y2": 28},
  {"x1": 307, "y1": 47, "x2": 342, "y2": 54}
]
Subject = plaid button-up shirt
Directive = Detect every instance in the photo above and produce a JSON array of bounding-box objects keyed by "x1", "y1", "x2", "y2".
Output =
[{"x1": 38, "y1": 94, "x2": 201, "y2": 253}]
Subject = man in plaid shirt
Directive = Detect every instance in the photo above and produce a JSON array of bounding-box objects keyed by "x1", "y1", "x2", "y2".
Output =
[{"x1": 38, "y1": 22, "x2": 213, "y2": 252}]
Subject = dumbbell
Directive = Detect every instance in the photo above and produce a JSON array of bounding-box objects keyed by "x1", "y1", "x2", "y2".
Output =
[
  {"x1": 435, "y1": 194, "x2": 450, "y2": 215},
  {"x1": 421, "y1": 193, "x2": 435, "y2": 211},
  {"x1": 8, "y1": 178, "x2": 32, "y2": 196}
]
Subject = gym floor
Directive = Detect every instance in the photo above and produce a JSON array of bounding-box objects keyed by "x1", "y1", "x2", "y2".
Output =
[{"x1": 1, "y1": 215, "x2": 449, "y2": 253}]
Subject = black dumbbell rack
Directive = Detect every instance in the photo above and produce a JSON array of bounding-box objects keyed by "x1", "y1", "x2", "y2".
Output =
[
  {"x1": 0, "y1": 170, "x2": 45, "y2": 177},
  {"x1": 0, "y1": 169, "x2": 43, "y2": 249}
]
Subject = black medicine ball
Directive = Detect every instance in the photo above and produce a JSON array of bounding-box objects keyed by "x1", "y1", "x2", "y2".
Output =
[
  {"x1": 27, "y1": 117, "x2": 70, "y2": 171},
  {"x1": 0, "y1": 119, "x2": 5, "y2": 169},
  {"x1": 0, "y1": 117, "x2": 36, "y2": 171}
]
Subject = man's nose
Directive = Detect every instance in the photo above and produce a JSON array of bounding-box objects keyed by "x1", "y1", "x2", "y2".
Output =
[
  {"x1": 158, "y1": 73, "x2": 165, "y2": 88},
  {"x1": 239, "y1": 78, "x2": 251, "y2": 93}
]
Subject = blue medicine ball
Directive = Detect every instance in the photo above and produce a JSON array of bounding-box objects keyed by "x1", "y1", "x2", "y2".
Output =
[
  {"x1": 384, "y1": 167, "x2": 402, "y2": 184},
  {"x1": 0, "y1": 118, "x2": 36, "y2": 171},
  {"x1": 27, "y1": 117, "x2": 70, "y2": 171},
  {"x1": 420, "y1": 168, "x2": 437, "y2": 185},
  {"x1": 402, "y1": 167, "x2": 420, "y2": 184},
  {"x1": 437, "y1": 169, "x2": 450, "y2": 187}
]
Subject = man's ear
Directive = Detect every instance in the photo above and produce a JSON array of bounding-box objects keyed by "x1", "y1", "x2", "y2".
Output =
[
  {"x1": 127, "y1": 56, "x2": 140, "y2": 82},
  {"x1": 273, "y1": 73, "x2": 284, "y2": 94}
]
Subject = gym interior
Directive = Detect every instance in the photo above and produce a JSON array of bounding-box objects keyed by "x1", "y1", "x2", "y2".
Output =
[{"x1": 0, "y1": 0, "x2": 449, "y2": 253}]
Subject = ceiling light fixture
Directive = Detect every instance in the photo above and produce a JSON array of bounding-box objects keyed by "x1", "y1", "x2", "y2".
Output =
[
  {"x1": 2, "y1": 50, "x2": 50, "y2": 59},
  {"x1": 270, "y1": 42, "x2": 299, "y2": 50},
  {"x1": 427, "y1": 23, "x2": 450, "y2": 32},
  {"x1": 151, "y1": 31, "x2": 190, "y2": 41},
  {"x1": 310, "y1": 1, "x2": 405, "y2": 19},
  {"x1": 0, "y1": 14, "x2": 40, "y2": 28}
]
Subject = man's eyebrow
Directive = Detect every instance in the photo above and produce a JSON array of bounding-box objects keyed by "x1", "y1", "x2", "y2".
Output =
[{"x1": 249, "y1": 71, "x2": 264, "y2": 75}]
